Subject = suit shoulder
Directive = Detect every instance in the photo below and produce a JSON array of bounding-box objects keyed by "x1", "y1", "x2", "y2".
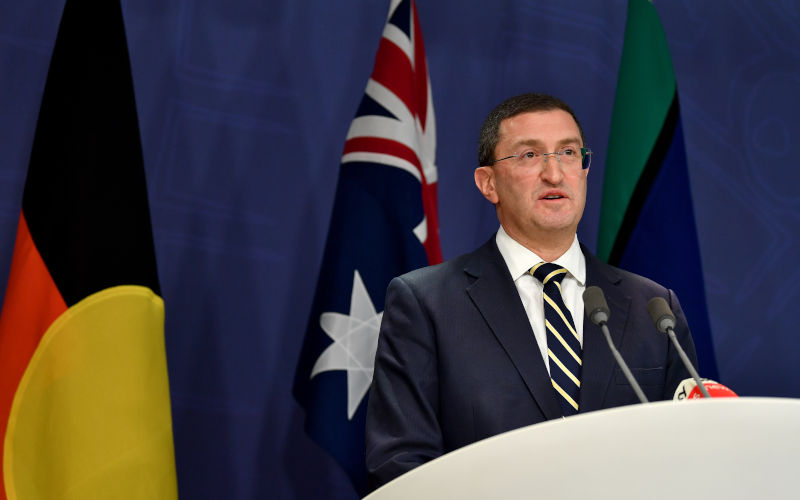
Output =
[
  {"x1": 615, "y1": 265, "x2": 670, "y2": 296},
  {"x1": 394, "y1": 251, "x2": 473, "y2": 288},
  {"x1": 583, "y1": 246, "x2": 671, "y2": 297}
]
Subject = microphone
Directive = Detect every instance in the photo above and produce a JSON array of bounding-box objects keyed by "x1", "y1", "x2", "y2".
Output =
[
  {"x1": 673, "y1": 378, "x2": 738, "y2": 400},
  {"x1": 646, "y1": 297, "x2": 712, "y2": 399},
  {"x1": 583, "y1": 286, "x2": 649, "y2": 404}
]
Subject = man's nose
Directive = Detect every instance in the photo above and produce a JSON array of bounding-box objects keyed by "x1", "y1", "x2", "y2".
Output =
[{"x1": 540, "y1": 154, "x2": 564, "y2": 182}]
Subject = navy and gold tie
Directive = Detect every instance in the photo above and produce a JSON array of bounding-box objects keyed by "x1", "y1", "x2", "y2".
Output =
[{"x1": 530, "y1": 262, "x2": 582, "y2": 416}]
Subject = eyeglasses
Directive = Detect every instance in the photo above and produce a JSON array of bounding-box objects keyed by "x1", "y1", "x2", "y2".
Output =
[{"x1": 490, "y1": 147, "x2": 592, "y2": 170}]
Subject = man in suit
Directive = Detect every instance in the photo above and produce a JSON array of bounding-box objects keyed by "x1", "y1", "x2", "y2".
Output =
[{"x1": 365, "y1": 93, "x2": 698, "y2": 489}]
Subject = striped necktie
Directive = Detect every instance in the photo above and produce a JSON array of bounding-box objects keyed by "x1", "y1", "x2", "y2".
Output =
[{"x1": 530, "y1": 262, "x2": 582, "y2": 416}]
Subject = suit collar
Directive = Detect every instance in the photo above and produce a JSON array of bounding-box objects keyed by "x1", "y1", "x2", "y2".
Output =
[
  {"x1": 464, "y1": 238, "x2": 562, "y2": 420},
  {"x1": 464, "y1": 240, "x2": 630, "y2": 418},
  {"x1": 494, "y1": 227, "x2": 586, "y2": 285}
]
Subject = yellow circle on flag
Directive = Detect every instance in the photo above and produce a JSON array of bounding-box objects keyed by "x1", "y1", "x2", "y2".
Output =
[{"x1": 4, "y1": 285, "x2": 177, "y2": 499}]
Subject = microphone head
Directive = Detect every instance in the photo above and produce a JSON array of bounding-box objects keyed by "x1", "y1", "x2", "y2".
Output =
[
  {"x1": 583, "y1": 286, "x2": 610, "y2": 325},
  {"x1": 647, "y1": 297, "x2": 676, "y2": 333},
  {"x1": 673, "y1": 378, "x2": 739, "y2": 400}
]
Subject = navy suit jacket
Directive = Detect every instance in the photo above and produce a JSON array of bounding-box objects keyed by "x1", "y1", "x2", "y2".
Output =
[{"x1": 365, "y1": 236, "x2": 698, "y2": 489}]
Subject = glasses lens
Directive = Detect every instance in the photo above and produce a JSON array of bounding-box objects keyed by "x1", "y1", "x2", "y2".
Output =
[
  {"x1": 518, "y1": 151, "x2": 539, "y2": 167},
  {"x1": 581, "y1": 148, "x2": 592, "y2": 169}
]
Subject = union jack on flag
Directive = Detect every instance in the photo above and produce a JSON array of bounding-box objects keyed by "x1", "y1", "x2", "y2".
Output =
[{"x1": 292, "y1": 0, "x2": 441, "y2": 494}]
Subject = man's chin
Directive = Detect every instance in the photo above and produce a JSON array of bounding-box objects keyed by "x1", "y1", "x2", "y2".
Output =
[{"x1": 530, "y1": 216, "x2": 579, "y2": 235}]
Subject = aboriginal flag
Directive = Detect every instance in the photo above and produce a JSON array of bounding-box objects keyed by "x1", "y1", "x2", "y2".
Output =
[
  {"x1": 597, "y1": 0, "x2": 719, "y2": 379},
  {"x1": 0, "y1": 0, "x2": 178, "y2": 498}
]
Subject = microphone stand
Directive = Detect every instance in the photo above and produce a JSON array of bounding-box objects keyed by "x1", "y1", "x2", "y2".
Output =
[
  {"x1": 598, "y1": 321, "x2": 649, "y2": 404},
  {"x1": 664, "y1": 326, "x2": 712, "y2": 399}
]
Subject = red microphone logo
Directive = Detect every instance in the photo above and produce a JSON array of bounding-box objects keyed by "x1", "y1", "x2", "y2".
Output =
[{"x1": 673, "y1": 378, "x2": 738, "y2": 400}]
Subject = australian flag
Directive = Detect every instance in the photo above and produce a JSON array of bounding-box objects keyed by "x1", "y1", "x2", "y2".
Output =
[{"x1": 292, "y1": 0, "x2": 441, "y2": 494}]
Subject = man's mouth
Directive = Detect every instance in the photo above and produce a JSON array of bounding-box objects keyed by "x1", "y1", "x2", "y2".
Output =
[{"x1": 541, "y1": 192, "x2": 567, "y2": 200}]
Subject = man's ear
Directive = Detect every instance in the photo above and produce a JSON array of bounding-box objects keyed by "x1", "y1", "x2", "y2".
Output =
[{"x1": 474, "y1": 166, "x2": 498, "y2": 204}]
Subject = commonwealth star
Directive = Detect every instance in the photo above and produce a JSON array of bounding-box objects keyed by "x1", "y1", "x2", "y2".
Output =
[{"x1": 310, "y1": 270, "x2": 383, "y2": 419}]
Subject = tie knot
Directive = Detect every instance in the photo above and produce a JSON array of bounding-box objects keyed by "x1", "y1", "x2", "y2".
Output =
[{"x1": 529, "y1": 262, "x2": 567, "y2": 285}]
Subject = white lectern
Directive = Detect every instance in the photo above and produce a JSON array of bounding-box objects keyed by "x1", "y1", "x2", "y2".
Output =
[{"x1": 365, "y1": 398, "x2": 800, "y2": 499}]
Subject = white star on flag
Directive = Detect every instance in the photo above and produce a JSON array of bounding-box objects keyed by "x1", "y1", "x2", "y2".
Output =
[{"x1": 310, "y1": 269, "x2": 383, "y2": 420}]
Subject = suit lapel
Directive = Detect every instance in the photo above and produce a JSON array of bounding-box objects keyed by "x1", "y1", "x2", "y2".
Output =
[
  {"x1": 464, "y1": 239, "x2": 561, "y2": 421},
  {"x1": 578, "y1": 248, "x2": 630, "y2": 413}
]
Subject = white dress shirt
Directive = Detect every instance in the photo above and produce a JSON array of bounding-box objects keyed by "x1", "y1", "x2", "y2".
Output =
[{"x1": 495, "y1": 227, "x2": 586, "y2": 373}]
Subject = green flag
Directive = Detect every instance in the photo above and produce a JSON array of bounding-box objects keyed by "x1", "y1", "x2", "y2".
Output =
[{"x1": 598, "y1": 0, "x2": 719, "y2": 379}]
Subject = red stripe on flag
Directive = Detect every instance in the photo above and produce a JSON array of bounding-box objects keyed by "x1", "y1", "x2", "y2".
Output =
[
  {"x1": 371, "y1": 39, "x2": 415, "y2": 119},
  {"x1": 421, "y1": 181, "x2": 442, "y2": 264},
  {"x1": 0, "y1": 213, "x2": 67, "y2": 499},
  {"x1": 412, "y1": 2, "x2": 428, "y2": 129},
  {"x1": 343, "y1": 137, "x2": 424, "y2": 177}
]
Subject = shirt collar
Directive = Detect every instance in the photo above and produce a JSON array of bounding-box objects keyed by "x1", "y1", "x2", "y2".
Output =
[{"x1": 495, "y1": 226, "x2": 586, "y2": 285}]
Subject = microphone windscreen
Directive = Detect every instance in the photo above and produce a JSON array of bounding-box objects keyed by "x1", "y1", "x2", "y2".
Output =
[
  {"x1": 647, "y1": 297, "x2": 676, "y2": 333},
  {"x1": 583, "y1": 286, "x2": 610, "y2": 325},
  {"x1": 673, "y1": 378, "x2": 739, "y2": 400}
]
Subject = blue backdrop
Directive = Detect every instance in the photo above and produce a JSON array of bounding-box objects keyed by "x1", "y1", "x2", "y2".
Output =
[{"x1": 1, "y1": 1, "x2": 798, "y2": 498}]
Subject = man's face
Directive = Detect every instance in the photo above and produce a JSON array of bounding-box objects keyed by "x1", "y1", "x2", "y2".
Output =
[{"x1": 475, "y1": 109, "x2": 588, "y2": 244}]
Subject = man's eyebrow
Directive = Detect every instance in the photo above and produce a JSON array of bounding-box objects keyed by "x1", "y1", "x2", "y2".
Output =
[
  {"x1": 558, "y1": 137, "x2": 583, "y2": 146},
  {"x1": 511, "y1": 139, "x2": 544, "y2": 148},
  {"x1": 510, "y1": 137, "x2": 583, "y2": 149}
]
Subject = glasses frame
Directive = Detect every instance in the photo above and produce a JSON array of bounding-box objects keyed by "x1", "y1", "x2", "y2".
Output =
[{"x1": 490, "y1": 147, "x2": 592, "y2": 170}]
